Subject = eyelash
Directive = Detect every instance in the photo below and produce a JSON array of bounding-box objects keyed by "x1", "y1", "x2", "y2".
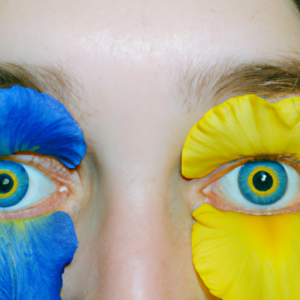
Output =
[
  {"x1": 202, "y1": 154, "x2": 300, "y2": 181},
  {"x1": 0, "y1": 154, "x2": 77, "y2": 220},
  {"x1": 198, "y1": 154, "x2": 300, "y2": 215}
]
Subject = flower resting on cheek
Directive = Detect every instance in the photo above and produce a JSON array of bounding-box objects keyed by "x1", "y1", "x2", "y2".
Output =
[
  {"x1": 192, "y1": 203, "x2": 300, "y2": 300},
  {"x1": 0, "y1": 212, "x2": 78, "y2": 299},
  {"x1": 182, "y1": 94, "x2": 300, "y2": 300},
  {"x1": 0, "y1": 86, "x2": 87, "y2": 298}
]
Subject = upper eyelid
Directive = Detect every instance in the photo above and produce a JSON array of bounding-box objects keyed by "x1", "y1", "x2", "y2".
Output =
[{"x1": 5, "y1": 154, "x2": 82, "y2": 183}]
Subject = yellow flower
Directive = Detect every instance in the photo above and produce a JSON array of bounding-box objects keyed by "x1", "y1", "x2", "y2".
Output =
[
  {"x1": 182, "y1": 94, "x2": 300, "y2": 178},
  {"x1": 183, "y1": 94, "x2": 300, "y2": 299},
  {"x1": 192, "y1": 203, "x2": 300, "y2": 300}
]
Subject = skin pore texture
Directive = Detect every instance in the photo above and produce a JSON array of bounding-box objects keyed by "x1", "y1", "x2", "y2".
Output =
[{"x1": 0, "y1": 0, "x2": 300, "y2": 299}]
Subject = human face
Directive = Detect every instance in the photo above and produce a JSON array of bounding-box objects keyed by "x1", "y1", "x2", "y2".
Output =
[{"x1": 0, "y1": 0, "x2": 300, "y2": 299}]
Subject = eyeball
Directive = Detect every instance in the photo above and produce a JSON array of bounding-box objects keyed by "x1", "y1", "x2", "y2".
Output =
[
  {"x1": 216, "y1": 161, "x2": 299, "y2": 211},
  {"x1": 0, "y1": 160, "x2": 56, "y2": 212}
]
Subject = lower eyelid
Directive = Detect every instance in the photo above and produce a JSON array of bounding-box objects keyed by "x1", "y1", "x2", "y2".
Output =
[{"x1": 0, "y1": 188, "x2": 70, "y2": 221}]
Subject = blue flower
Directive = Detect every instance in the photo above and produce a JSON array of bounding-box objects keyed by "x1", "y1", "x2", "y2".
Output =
[
  {"x1": 0, "y1": 212, "x2": 78, "y2": 300},
  {"x1": 0, "y1": 86, "x2": 86, "y2": 168}
]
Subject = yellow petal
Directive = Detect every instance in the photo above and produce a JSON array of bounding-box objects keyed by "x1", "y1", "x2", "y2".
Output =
[
  {"x1": 192, "y1": 203, "x2": 300, "y2": 300},
  {"x1": 182, "y1": 94, "x2": 300, "y2": 178}
]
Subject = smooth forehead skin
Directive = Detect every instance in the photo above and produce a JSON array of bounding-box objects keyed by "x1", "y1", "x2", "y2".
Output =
[{"x1": 0, "y1": 0, "x2": 300, "y2": 299}]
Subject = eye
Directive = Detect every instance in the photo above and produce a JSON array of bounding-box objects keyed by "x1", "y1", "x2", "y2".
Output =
[
  {"x1": 0, "y1": 160, "x2": 56, "y2": 212},
  {"x1": 203, "y1": 160, "x2": 300, "y2": 213},
  {"x1": 238, "y1": 161, "x2": 288, "y2": 205}
]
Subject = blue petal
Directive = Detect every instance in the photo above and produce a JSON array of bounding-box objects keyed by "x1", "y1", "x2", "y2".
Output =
[
  {"x1": 0, "y1": 212, "x2": 78, "y2": 300},
  {"x1": 0, "y1": 86, "x2": 86, "y2": 168}
]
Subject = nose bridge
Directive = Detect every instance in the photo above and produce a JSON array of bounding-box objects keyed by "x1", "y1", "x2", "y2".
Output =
[
  {"x1": 96, "y1": 177, "x2": 193, "y2": 300},
  {"x1": 86, "y1": 94, "x2": 201, "y2": 298}
]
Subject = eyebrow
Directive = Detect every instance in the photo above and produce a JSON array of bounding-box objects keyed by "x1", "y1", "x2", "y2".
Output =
[
  {"x1": 0, "y1": 63, "x2": 79, "y2": 107},
  {"x1": 183, "y1": 58, "x2": 300, "y2": 109},
  {"x1": 215, "y1": 60, "x2": 300, "y2": 100},
  {"x1": 3, "y1": 59, "x2": 300, "y2": 112}
]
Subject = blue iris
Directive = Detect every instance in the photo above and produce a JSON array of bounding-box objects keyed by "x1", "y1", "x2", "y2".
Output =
[
  {"x1": 238, "y1": 161, "x2": 287, "y2": 205},
  {"x1": 0, "y1": 160, "x2": 29, "y2": 208}
]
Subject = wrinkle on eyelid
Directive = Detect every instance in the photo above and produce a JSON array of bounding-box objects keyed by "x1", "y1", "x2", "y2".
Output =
[{"x1": 12, "y1": 154, "x2": 81, "y2": 183}]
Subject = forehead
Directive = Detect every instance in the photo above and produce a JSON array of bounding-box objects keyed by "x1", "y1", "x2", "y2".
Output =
[{"x1": 0, "y1": 0, "x2": 299, "y2": 69}]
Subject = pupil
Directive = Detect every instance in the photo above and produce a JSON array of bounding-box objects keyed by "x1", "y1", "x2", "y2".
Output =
[
  {"x1": 252, "y1": 171, "x2": 273, "y2": 192},
  {"x1": 0, "y1": 174, "x2": 14, "y2": 194}
]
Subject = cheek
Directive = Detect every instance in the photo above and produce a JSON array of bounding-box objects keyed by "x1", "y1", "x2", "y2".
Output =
[{"x1": 0, "y1": 212, "x2": 78, "y2": 299}]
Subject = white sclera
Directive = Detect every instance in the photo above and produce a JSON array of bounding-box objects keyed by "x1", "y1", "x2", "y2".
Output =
[
  {"x1": 0, "y1": 164, "x2": 56, "y2": 212},
  {"x1": 217, "y1": 163, "x2": 299, "y2": 211}
]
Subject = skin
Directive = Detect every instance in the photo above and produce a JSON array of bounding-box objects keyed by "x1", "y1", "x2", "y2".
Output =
[{"x1": 0, "y1": 0, "x2": 300, "y2": 299}]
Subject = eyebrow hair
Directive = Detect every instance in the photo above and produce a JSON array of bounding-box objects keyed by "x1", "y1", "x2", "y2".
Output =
[
  {"x1": 0, "y1": 63, "x2": 78, "y2": 106},
  {"x1": 3, "y1": 59, "x2": 300, "y2": 115},
  {"x1": 294, "y1": 0, "x2": 300, "y2": 11},
  {"x1": 184, "y1": 58, "x2": 300, "y2": 110},
  {"x1": 215, "y1": 59, "x2": 300, "y2": 99}
]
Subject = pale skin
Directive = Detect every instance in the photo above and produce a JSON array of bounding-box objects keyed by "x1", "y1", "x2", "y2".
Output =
[{"x1": 0, "y1": 0, "x2": 300, "y2": 299}]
